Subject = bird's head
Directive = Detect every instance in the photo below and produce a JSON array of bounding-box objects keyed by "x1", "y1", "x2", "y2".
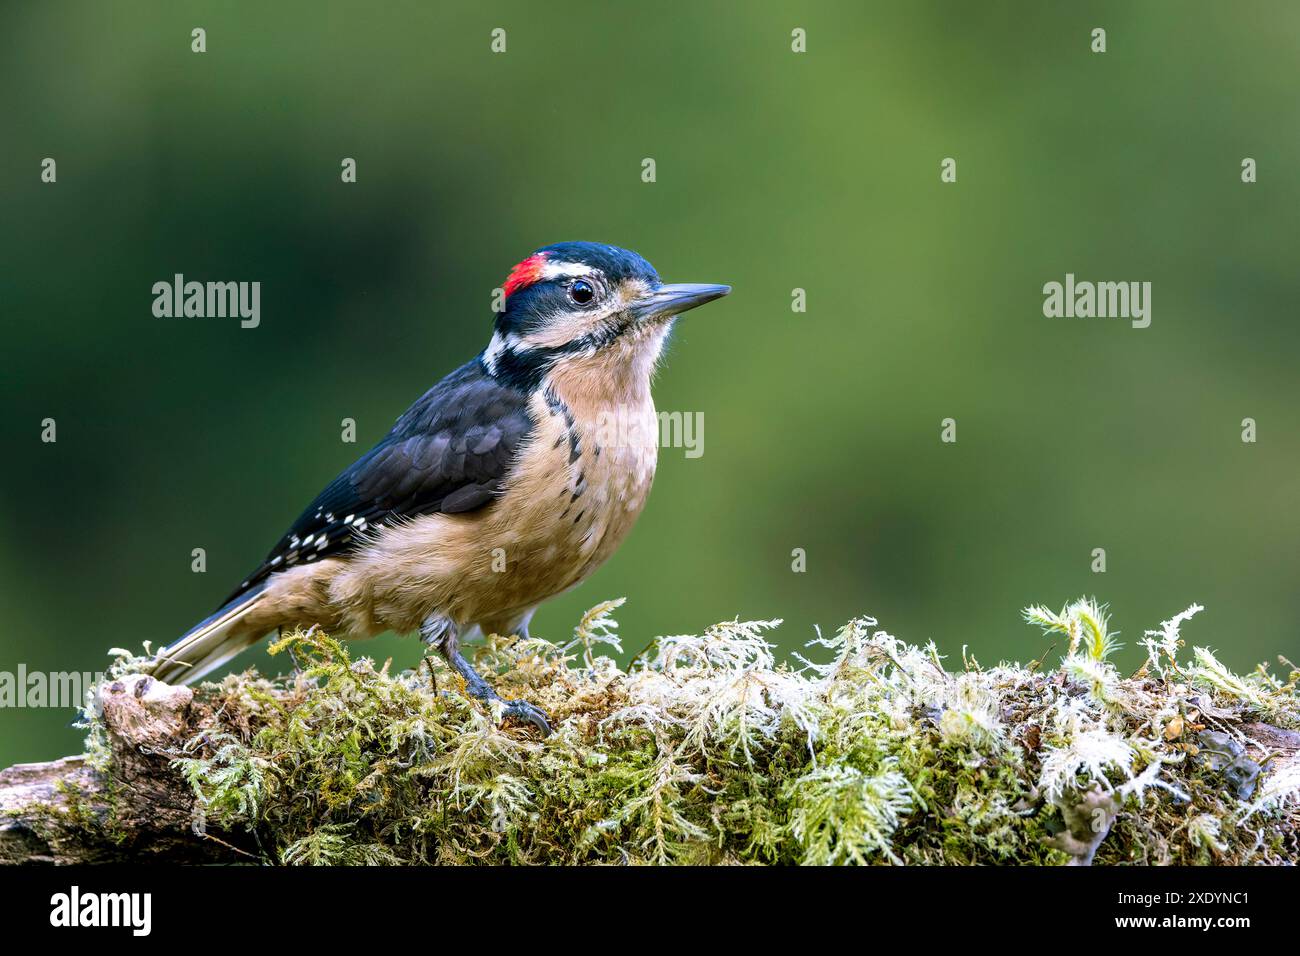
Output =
[{"x1": 482, "y1": 241, "x2": 729, "y2": 388}]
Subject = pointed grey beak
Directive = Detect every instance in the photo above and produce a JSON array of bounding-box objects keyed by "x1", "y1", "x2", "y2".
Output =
[{"x1": 632, "y1": 282, "x2": 731, "y2": 321}]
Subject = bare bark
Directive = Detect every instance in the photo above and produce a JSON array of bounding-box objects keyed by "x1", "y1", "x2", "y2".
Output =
[{"x1": 0, "y1": 674, "x2": 255, "y2": 865}]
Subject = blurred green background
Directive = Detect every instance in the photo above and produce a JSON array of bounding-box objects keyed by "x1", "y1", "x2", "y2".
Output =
[{"x1": 2, "y1": 2, "x2": 1297, "y2": 766}]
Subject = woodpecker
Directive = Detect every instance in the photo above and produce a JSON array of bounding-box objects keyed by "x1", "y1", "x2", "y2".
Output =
[{"x1": 150, "y1": 242, "x2": 730, "y2": 734}]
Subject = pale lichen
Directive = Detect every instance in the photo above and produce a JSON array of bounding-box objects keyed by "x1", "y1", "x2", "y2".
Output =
[{"x1": 79, "y1": 597, "x2": 1296, "y2": 865}]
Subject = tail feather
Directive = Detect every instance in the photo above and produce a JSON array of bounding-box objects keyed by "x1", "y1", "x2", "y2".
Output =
[{"x1": 151, "y1": 587, "x2": 268, "y2": 685}]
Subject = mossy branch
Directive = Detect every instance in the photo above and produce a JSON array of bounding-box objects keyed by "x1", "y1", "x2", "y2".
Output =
[{"x1": 2, "y1": 599, "x2": 1298, "y2": 865}]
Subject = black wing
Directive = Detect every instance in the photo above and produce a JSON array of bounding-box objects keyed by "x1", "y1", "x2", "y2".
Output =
[{"x1": 220, "y1": 357, "x2": 533, "y2": 607}]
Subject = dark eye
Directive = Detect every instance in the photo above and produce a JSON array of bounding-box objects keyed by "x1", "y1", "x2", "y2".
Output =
[{"x1": 569, "y1": 279, "x2": 595, "y2": 305}]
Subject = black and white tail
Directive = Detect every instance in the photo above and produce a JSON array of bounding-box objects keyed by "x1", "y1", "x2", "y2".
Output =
[{"x1": 150, "y1": 584, "x2": 269, "y2": 685}]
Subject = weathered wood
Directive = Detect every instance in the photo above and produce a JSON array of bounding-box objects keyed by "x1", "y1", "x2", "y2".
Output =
[{"x1": 0, "y1": 674, "x2": 255, "y2": 865}]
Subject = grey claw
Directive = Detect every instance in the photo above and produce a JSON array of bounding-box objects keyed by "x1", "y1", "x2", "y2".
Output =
[{"x1": 501, "y1": 699, "x2": 552, "y2": 736}]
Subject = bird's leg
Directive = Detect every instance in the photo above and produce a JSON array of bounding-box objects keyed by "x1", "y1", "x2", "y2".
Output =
[{"x1": 420, "y1": 615, "x2": 551, "y2": 736}]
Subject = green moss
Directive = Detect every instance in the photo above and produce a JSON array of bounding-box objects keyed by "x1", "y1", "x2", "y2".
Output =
[
  {"x1": 52, "y1": 777, "x2": 126, "y2": 845},
  {"x1": 98, "y1": 598, "x2": 1298, "y2": 865}
]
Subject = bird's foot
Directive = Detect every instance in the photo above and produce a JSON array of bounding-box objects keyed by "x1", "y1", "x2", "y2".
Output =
[
  {"x1": 445, "y1": 650, "x2": 552, "y2": 736},
  {"x1": 421, "y1": 615, "x2": 552, "y2": 736},
  {"x1": 495, "y1": 697, "x2": 552, "y2": 736},
  {"x1": 469, "y1": 678, "x2": 552, "y2": 736}
]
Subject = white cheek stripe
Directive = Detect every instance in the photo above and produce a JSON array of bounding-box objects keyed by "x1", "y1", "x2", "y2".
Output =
[{"x1": 483, "y1": 331, "x2": 518, "y2": 371}]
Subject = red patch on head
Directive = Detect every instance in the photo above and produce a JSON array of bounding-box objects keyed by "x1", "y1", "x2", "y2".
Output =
[{"x1": 502, "y1": 252, "x2": 549, "y2": 299}]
